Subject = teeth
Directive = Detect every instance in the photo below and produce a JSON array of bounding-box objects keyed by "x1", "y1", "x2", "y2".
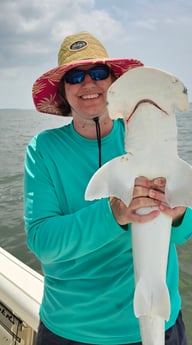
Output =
[{"x1": 81, "y1": 94, "x2": 99, "y2": 99}]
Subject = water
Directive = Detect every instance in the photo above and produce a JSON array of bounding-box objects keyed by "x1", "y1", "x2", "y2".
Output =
[{"x1": 0, "y1": 108, "x2": 192, "y2": 342}]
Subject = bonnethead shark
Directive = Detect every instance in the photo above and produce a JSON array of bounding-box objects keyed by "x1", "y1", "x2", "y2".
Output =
[{"x1": 85, "y1": 67, "x2": 192, "y2": 345}]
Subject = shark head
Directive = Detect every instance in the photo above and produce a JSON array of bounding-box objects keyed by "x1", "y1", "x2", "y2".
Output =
[{"x1": 107, "y1": 66, "x2": 189, "y2": 121}]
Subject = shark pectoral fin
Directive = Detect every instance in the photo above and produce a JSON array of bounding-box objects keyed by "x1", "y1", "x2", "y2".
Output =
[
  {"x1": 85, "y1": 155, "x2": 135, "y2": 205},
  {"x1": 134, "y1": 279, "x2": 170, "y2": 320},
  {"x1": 166, "y1": 158, "x2": 192, "y2": 207}
]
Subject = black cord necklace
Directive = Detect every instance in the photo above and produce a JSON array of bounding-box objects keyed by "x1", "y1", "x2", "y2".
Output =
[{"x1": 93, "y1": 117, "x2": 102, "y2": 168}]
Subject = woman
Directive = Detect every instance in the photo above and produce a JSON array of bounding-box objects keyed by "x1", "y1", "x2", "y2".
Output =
[{"x1": 24, "y1": 31, "x2": 191, "y2": 344}]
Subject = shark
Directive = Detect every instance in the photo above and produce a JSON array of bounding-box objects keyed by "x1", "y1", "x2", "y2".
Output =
[{"x1": 85, "y1": 67, "x2": 192, "y2": 345}]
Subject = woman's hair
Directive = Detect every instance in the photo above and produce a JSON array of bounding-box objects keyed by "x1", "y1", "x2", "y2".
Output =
[{"x1": 57, "y1": 75, "x2": 72, "y2": 116}]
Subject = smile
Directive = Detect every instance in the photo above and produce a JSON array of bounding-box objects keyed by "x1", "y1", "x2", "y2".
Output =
[{"x1": 80, "y1": 93, "x2": 100, "y2": 100}]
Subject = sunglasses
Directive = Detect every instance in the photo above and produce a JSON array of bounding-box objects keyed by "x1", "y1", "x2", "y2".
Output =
[{"x1": 64, "y1": 65, "x2": 111, "y2": 84}]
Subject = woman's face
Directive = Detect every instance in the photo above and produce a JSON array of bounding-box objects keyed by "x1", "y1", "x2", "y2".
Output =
[{"x1": 64, "y1": 64, "x2": 114, "y2": 122}]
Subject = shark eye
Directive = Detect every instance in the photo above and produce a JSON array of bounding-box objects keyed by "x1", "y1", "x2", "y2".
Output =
[{"x1": 183, "y1": 86, "x2": 188, "y2": 95}]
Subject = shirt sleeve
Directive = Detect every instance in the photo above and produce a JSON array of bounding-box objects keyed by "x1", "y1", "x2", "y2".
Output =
[
  {"x1": 171, "y1": 207, "x2": 192, "y2": 245},
  {"x1": 24, "y1": 137, "x2": 125, "y2": 264}
]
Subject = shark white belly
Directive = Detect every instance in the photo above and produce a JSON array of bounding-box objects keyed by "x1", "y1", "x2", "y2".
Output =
[{"x1": 85, "y1": 67, "x2": 192, "y2": 344}]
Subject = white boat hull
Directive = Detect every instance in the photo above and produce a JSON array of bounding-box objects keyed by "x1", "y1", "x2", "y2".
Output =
[{"x1": 0, "y1": 247, "x2": 43, "y2": 344}]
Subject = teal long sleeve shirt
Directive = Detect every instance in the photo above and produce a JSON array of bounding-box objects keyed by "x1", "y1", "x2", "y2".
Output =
[{"x1": 24, "y1": 119, "x2": 192, "y2": 344}]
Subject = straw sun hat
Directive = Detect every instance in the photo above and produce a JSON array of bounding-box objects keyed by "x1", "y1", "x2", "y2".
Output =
[{"x1": 32, "y1": 31, "x2": 143, "y2": 116}]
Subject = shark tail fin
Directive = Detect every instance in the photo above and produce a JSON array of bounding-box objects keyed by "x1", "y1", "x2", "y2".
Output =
[{"x1": 134, "y1": 279, "x2": 170, "y2": 321}]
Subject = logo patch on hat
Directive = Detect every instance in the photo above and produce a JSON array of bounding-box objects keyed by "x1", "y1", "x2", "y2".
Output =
[{"x1": 69, "y1": 40, "x2": 88, "y2": 51}]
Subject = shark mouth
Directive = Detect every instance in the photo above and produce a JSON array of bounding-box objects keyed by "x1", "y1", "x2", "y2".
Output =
[{"x1": 126, "y1": 99, "x2": 168, "y2": 124}]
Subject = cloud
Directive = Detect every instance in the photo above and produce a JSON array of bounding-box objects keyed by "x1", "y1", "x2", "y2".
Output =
[
  {"x1": 0, "y1": 0, "x2": 192, "y2": 108},
  {"x1": 0, "y1": 0, "x2": 123, "y2": 69}
]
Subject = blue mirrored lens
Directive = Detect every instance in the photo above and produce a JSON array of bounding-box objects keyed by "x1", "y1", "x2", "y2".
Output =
[
  {"x1": 89, "y1": 66, "x2": 109, "y2": 81},
  {"x1": 64, "y1": 65, "x2": 110, "y2": 84},
  {"x1": 65, "y1": 70, "x2": 84, "y2": 84}
]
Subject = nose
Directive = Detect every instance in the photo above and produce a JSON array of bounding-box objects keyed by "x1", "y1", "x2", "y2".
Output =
[{"x1": 82, "y1": 73, "x2": 95, "y2": 84}]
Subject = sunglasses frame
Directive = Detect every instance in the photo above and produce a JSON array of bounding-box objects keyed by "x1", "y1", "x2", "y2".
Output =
[{"x1": 64, "y1": 64, "x2": 111, "y2": 84}]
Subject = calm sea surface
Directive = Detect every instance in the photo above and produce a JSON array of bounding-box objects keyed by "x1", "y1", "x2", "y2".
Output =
[{"x1": 0, "y1": 108, "x2": 192, "y2": 342}]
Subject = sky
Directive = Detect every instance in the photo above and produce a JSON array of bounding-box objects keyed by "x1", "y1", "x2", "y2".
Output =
[{"x1": 1, "y1": 0, "x2": 192, "y2": 109}]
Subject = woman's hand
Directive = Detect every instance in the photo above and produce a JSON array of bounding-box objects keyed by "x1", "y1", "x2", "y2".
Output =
[{"x1": 110, "y1": 176, "x2": 186, "y2": 226}]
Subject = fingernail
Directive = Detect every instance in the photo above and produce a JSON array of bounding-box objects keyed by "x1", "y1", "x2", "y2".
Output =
[
  {"x1": 154, "y1": 178, "x2": 164, "y2": 186},
  {"x1": 159, "y1": 204, "x2": 165, "y2": 211},
  {"x1": 149, "y1": 190, "x2": 155, "y2": 198}
]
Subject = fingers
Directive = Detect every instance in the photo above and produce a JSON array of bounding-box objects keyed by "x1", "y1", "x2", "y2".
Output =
[
  {"x1": 110, "y1": 177, "x2": 186, "y2": 228},
  {"x1": 133, "y1": 183, "x2": 149, "y2": 198},
  {"x1": 110, "y1": 176, "x2": 168, "y2": 226},
  {"x1": 134, "y1": 176, "x2": 166, "y2": 188},
  {"x1": 131, "y1": 194, "x2": 160, "y2": 211},
  {"x1": 134, "y1": 176, "x2": 151, "y2": 188},
  {"x1": 133, "y1": 176, "x2": 166, "y2": 202},
  {"x1": 159, "y1": 204, "x2": 186, "y2": 224},
  {"x1": 133, "y1": 208, "x2": 160, "y2": 223},
  {"x1": 152, "y1": 177, "x2": 166, "y2": 188},
  {"x1": 148, "y1": 188, "x2": 167, "y2": 204},
  {"x1": 110, "y1": 196, "x2": 160, "y2": 226},
  {"x1": 133, "y1": 177, "x2": 151, "y2": 199}
]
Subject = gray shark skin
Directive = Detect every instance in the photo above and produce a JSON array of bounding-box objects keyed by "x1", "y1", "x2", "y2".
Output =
[{"x1": 85, "y1": 67, "x2": 192, "y2": 345}]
